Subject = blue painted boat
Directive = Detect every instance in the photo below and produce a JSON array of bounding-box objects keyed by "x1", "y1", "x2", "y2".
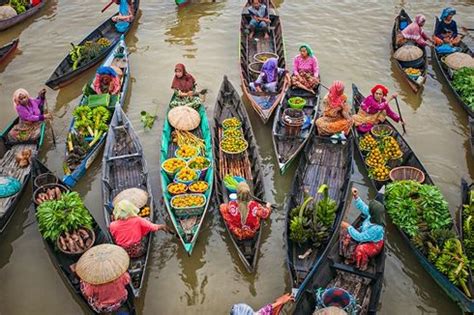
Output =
[{"x1": 62, "y1": 37, "x2": 130, "y2": 187}]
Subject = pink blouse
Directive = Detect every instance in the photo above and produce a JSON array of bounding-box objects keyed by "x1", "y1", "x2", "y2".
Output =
[
  {"x1": 401, "y1": 22, "x2": 429, "y2": 46},
  {"x1": 293, "y1": 54, "x2": 319, "y2": 77}
]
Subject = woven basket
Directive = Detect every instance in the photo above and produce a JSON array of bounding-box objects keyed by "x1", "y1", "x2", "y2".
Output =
[
  {"x1": 33, "y1": 183, "x2": 69, "y2": 205},
  {"x1": 253, "y1": 52, "x2": 278, "y2": 63},
  {"x1": 57, "y1": 227, "x2": 96, "y2": 257},
  {"x1": 171, "y1": 193, "x2": 206, "y2": 217},
  {"x1": 371, "y1": 124, "x2": 393, "y2": 138},
  {"x1": 389, "y1": 166, "x2": 425, "y2": 183},
  {"x1": 34, "y1": 173, "x2": 58, "y2": 188}
]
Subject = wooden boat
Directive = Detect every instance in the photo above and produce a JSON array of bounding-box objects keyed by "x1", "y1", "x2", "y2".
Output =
[
  {"x1": 0, "y1": 39, "x2": 19, "y2": 65},
  {"x1": 391, "y1": 9, "x2": 428, "y2": 93},
  {"x1": 470, "y1": 118, "x2": 474, "y2": 155},
  {"x1": 45, "y1": 0, "x2": 139, "y2": 90},
  {"x1": 352, "y1": 84, "x2": 433, "y2": 191},
  {"x1": 272, "y1": 86, "x2": 321, "y2": 174},
  {"x1": 293, "y1": 206, "x2": 386, "y2": 315},
  {"x1": 31, "y1": 159, "x2": 136, "y2": 315},
  {"x1": 175, "y1": 0, "x2": 189, "y2": 5},
  {"x1": 101, "y1": 107, "x2": 154, "y2": 298},
  {"x1": 0, "y1": 0, "x2": 46, "y2": 31},
  {"x1": 239, "y1": 0, "x2": 289, "y2": 123},
  {"x1": 432, "y1": 17, "x2": 474, "y2": 117},
  {"x1": 212, "y1": 76, "x2": 266, "y2": 273},
  {"x1": 160, "y1": 103, "x2": 214, "y2": 255},
  {"x1": 0, "y1": 117, "x2": 45, "y2": 233},
  {"x1": 353, "y1": 86, "x2": 474, "y2": 312},
  {"x1": 285, "y1": 114, "x2": 353, "y2": 298},
  {"x1": 62, "y1": 37, "x2": 129, "y2": 188}
]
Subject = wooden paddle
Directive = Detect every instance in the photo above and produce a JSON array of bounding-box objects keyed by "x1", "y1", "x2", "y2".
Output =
[
  {"x1": 44, "y1": 95, "x2": 56, "y2": 148},
  {"x1": 101, "y1": 0, "x2": 115, "y2": 13},
  {"x1": 394, "y1": 96, "x2": 407, "y2": 134},
  {"x1": 251, "y1": 194, "x2": 277, "y2": 210}
]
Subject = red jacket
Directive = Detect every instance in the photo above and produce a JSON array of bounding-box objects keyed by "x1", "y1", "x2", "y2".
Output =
[{"x1": 220, "y1": 200, "x2": 270, "y2": 240}]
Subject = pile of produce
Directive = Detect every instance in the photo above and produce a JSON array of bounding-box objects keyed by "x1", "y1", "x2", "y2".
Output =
[
  {"x1": 139, "y1": 206, "x2": 151, "y2": 217},
  {"x1": 168, "y1": 182, "x2": 187, "y2": 195},
  {"x1": 359, "y1": 134, "x2": 378, "y2": 151},
  {"x1": 404, "y1": 67, "x2": 421, "y2": 78},
  {"x1": 289, "y1": 185, "x2": 337, "y2": 248},
  {"x1": 36, "y1": 191, "x2": 93, "y2": 245},
  {"x1": 462, "y1": 188, "x2": 474, "y2": 269},
  {"x1": 188, "y1": 156, "x2": 210, "y2": 171},
  {"x1": 381, "y1": 136, "x2": 403, "y2": 159},
  {"x1": 69, "y1": 38, "x2": 112, "y2": 70},
  {"x1": 58, "y1": 228, "x2": 94, "y2": 254},
  {"x1": 172, "y1": 130, "x2": 205, "y2": 153},
  {"x1": 189, "y1": 181, "x2": 209, "y2": 193},
  {"x1": 171, "y1": 194, "x2": 206, "y2": 209},
  {"x1": 220, "y1": 117, "x2": 248, "y2": 155},
  {"x1": 9, "y1": 0, "x2": 28, "y2": 14},
  {"x1": 65, "y1": 133, "x2": 88, "y2": 172},
  {"x1": 222, "y1": 117, "x2": 242, "y2": 129},
  {"x1": 175, "y1": 145, "x2": 198, "y2": 160},
  {"x1": 223, "y1": 175, "x2": 240, "y2": 191},
  {"x1": 175, "y1": 168, "x2": 198, "y2": 183},
  {"x1": 452, "y1": 67, "x2": 474, "y2": 110},
  {"x1": 162, "y1": 158, "x2": 186, "y2": 174},
  {"x1": 72, "y1": 105, "x2": 111, "y2": 147},
  {"x1": 15, "y1": 148, "x2": 32, "y2": 168},
  {"x1": 223, "y1": 128, "x2": 243, "y2": 138},
  {"x1": 35, "y1": 186, "x2": 63, "y2": 204},
  {"x1": 385, "y1": 180, "x2": 471, "y2": 296},
  {"x1": 220, "y1": 137, "x2": 248, "y2": 154}
]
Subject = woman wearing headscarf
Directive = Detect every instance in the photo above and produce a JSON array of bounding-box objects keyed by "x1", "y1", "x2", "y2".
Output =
[
  {"x1": 219, "y1": 182, "x2": 271, "y2": 240},
  {"x1": 169, "y1": 63, "x2": 202, "y2": 110},
  {"x1": 109, "y1": 200, "x2": 170, "y2": 258},
  {"x1": 433, "y1": 7, "x2": 461, "y2": 46},
  {"x1": 250, "y1": 58, "x2": 289, "y2": 94},
  {"x1": 399, "y1": 14, "x2": 433, "y2": 47},
  {"x1": 315, "y1": 81, "x2": 353, "y2": 136},
  {"x1": 9, "y1": 88, "x2": 51, "y2": 142},
  {"x1": 230, "y1": 293, "x2": 294, "y2": 315},
  {"x1": 291, "y1": 44, "x2": 320, "y2": 92},
  {"x1": 352, "y1": 84, "x2": 401, "y2": 133},
  {"x1": 339, "y1": 188, "x2": 385, "y2": 271},
  {"x1": 92, "y1": 66, "x2": 121, "y2": 95}
]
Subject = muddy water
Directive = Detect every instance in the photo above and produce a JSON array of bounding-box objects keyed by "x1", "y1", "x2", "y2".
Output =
[{"x1": 0, "y1": 0, "x2": 473, "y2": 314}]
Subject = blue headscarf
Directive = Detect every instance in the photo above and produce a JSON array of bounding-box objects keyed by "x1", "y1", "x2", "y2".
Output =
[
  {"x1": 440, "y1": 7, "x2": 456, "y2": 20},
  {"x1": 97, "y1": 66, "x2": 117, "y2": 77},
  {"x1": 261, "y1": 58, "x2": 278, "y2": 83},
  {"x1": 230, "y1": 304, "x2": 254, "y2": 315}
]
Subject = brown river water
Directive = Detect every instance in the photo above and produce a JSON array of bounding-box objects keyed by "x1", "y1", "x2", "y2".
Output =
[{"x1": 1, "y1": 0, "x2": 474, "y2": 314}]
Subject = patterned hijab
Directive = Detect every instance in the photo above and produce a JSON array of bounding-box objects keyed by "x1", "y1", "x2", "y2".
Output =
[{"x1": 328, "y1": 81, "x2": 346, "y2": 108}]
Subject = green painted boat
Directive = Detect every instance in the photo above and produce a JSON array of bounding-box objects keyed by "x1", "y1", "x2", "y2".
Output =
[
  {"x1": 175, "y1": 0, "x2": 189, "y2": 5},
  {"x1": 0, "y1": 117, "x2": 46, "y2": 233},
  {"x1": 160, "y1": 103, "x2": 214, "y2": 255}
]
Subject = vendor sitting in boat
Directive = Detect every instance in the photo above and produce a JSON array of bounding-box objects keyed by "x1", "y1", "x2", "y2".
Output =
[
  {"x1": 230, "y1": 293, "x2": 294, "y2": 314},
  {"x1": 109, "y1": 200, "x2": 170, "y2": 258},
  {"x1": 315, "y1": 81, "x2": 353, "y2": 136},
  {"x1": 398, "y1": 14, "x2": 433, "y2": 48},
  {"x1": 169, "y1": 63, "x2": 202, "y2": 110},
  {"x1": 9, "y1": 88, "x2": 52, "y2": 142},
  {"x1": 433, "y1": 7, "x2": 461, "y2": 46},
  {"x1": 291, "y1": 44, "x2": 320, "y2": 93},
  {"x1": 339, "y1": 188, "x2": 385, "y2": 271},
  {"x1": 92, "y1": 66, "x2": 121, "y2": 95},
  {"x1": 219, "y1": 182, "x2": 271, "y2": 240},
  {"x1": 248, "y1": 0, "x2": 271, "y2": 39},
  {"x1": 250, "y1": 58, "x2": 290, "y2": 93},
  {"x1": 112, "y1": 0, "x2": 134, "y2": 24},
  {"x1": 352, "y1": 84, "x2": 402, "y2": 133}
]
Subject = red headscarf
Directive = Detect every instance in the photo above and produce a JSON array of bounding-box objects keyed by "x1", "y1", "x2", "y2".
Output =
[
  {"x1": 370, "y1": 84, "x2": 388, "y2": 97},
  {"x1": 328, "y1": 80, "x2": 346, "y2": 108},
  {"x1": 171, "y1": 63, "x2": 196, "y2": 93}
]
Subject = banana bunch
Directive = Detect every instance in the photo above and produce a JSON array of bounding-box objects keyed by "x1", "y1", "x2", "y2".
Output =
[{"x1": 69, "y1": 43, "x2": 84, "y2": 70}]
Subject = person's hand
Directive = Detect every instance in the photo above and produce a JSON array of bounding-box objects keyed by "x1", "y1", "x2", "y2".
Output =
[
  {"x1": 256, "y1": 86, "x2": 263, "y2": 93},
  {"x1": 187, "y1": 91, "x2": 194, "y2": 97},
  {"x1": 341, "y1": 221, "x2": 350, "y2": 229},
  {"x1": 266, "y1": 202, "x2": 272, "y2": 209},
  {"x1": 38, "y1": 88, "x2": 46, "y2": 99},
  {"x1": 274, "y1": 293, "x2": 294, "y2": 306},
  {"x1": 390, "y1": 93, "x2": 398, "y2": 100},
  {"x1": 44, "y1": 113, "x2": 53, "y2": 120},
  {"x1": 352, "y1": 187, "x2": 358, "y2": 198}
]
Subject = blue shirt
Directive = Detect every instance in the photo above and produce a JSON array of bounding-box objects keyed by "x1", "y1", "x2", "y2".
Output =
[
  {"x1": 347, "y1": 198, "x2": 384, "y2": 243},
  {"x1": 248, "y1": 4, "x2": 268, "y2": 18},
  {"x1": 435, "y1": 19, "x2": 458, "y2": 38}
]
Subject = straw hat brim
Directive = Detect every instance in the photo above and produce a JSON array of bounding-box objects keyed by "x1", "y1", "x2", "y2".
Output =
[{"x1": 168, "y1": 106, "x2": 201, "y2": 131}]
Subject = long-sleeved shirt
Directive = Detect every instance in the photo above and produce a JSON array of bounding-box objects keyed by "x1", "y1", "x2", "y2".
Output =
[
  {"x1": 293, "y1": 54, "x2": 319, "y2": 77},
  {"x1": 109, "y1": 216, "x2": 159, "y2": 247},
  {"x1": 16, "y1": 97, "x2": 45, "y2": 122},
  {"x1": 254, "y1": 67, "x2": 286, "y2": 86},
  {"x1": 401, "y1": 22, "x2": 429, "y2": 47},
  {"x1": 80, "y1": 273, "x2": 130, "y2": 311},
  {"x1": 435, "y1": 19, "x2": 458, "y2": 38},
  {"x1": 361, "y1": 95, "x2": 400, "y2": 122},
  {"x1": 347, "y1": 197, "x2": 384, "y2": 243}
]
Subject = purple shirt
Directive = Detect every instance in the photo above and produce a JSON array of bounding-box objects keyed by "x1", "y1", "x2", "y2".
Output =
[
  {"x1": 293, "y1": 54, "x2": 319, "y2": 77},
  {"x1": 16, "y1": 97, "x2": 45, "y2": 122}
]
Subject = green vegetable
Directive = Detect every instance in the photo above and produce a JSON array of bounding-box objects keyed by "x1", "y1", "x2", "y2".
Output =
[
  {"x1": 36, "y1": 191, "x2": 93, "y2": 243},
  {"x1": 289, "y1": 196, "x2": 313, "y2": 244},
  {"x1": 462, "y1": 188, "x2": 474, "y2": 269},
  {"x1": 452, "y1": 67, "x2": 474, "y2": 110},
  {"x1": 224, "y1": 175, "x2": 239, "y2": 190},
  {"x1": 9, "y1": 0, "x2": 27, "y2": 14},
  {"x1": 140, "y1": 111, "x2": 157, "y2": 129}
]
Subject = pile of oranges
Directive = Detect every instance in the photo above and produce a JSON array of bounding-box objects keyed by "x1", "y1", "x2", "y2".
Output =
[
  {"x1": 175, "y1": 168, "x2": 197, "y2": 182},
  {"x1": 382, "y1": 136, "x2": 403, "y2": 159},
  {"x1": 162, "y1": 158, "x2": 186, "y2": 174},
  {"x1": 171, "y1": 194, "x2": 205, "y2": 208},
  {"x1": 359, "y1": 134, "x2": 378, "y2": 151},
  {"x1": 139, "y1": 207, "x2": 151, "y2": 217},
  {"x1": 176, "y1": 145, "x2": 198, "y2": 159},
  {"x1": 189, "y1": 181, "x2": 209, "y2": 193},
  {"x1": 168, "y1": 183, "x2": 187, "y2": 195}
]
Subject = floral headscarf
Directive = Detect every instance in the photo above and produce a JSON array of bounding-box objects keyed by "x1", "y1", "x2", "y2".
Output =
[{"x1": 328, "y1": 81, "x2": 346, "y2": 108}]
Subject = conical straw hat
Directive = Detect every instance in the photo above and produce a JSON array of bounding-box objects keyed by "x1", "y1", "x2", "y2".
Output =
[
  {"x1": 76, "y1": 244, "x2": 129, "y2": 285},
  {"x1": 393, "y1": 45, "x2": 423, "y2": 62},
  {"x1": 168, "y1": 106, "x2": 201, "y2": 131},
  {"x1": 312, "y1": 307, "x2": 348, "y2": 315},
  {"x1": 444, "y1": 52, "x2": 474, "y2": 70},
  {"x1": 112, "y1": 187, "x2": 148, "y2": 208}
]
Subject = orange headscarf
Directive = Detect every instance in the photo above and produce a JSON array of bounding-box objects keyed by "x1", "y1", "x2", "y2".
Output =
[{"x1": 328, "y1": 81, "x2": 346, "y2": 108}]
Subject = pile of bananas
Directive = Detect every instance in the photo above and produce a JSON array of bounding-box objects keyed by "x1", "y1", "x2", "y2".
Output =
[
  {"x1": 69, "y1": 38, "x2": 112, "y2": 70},
  {"x1": 359, "y1": 134, "x2": 378, "y2": 151}
]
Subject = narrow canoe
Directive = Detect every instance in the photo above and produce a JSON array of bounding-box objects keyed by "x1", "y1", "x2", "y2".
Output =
[
  {"x1": 432, "y1": 17, "x2": 474, "y2": 117},
  {"x1": 470, "y1": 118, "x2": 474, "y2": 155},
  {"x1": 160, "y1": 103, "x2": 214, "y2": 255},
  {"x1": 101, "y1": 107, "x2": 154, "y2": 298},
  {"x1": 62, "y1": 37, "x2": 129, "y2": 187},
  {"x1": 353, "y1": 85, "x2": 474, "y2": 312},
  {"x1": 0, "y1": 117, "x2": 45, "y2": 233},
  {"x1": 175, "y1": 0, "x2": 189, "y2": 5},
  {"x1": 45, "y1": 0, "x2": 139, "y2": 90},
  {"x1": 391, "y1": 9, "x2": 428, "y2": 93},
  {"x1": 212, "y1": 75, "x2": 266, "y2": 273},
  {"x1": 0, "y1": 0, "x2": 46, "y2": 31},
  {"x1": 31, "y1": 159, "x2": 136, "y2": 314},
  {"x1": 239, "y1": 1, "x2": 289, "y2": 124},
  {"x1": 293, "y1": 204, "x2": 386, "y2": 314},
  {"x1": 0, "y1": 38, "x2": 19, "y2": 65},
  {"x1": 285, "y1": 115, "x2": 353, "y2": 299},
  {"x1": 272, "y1": 85, "x2": 321, "y2": 174}
]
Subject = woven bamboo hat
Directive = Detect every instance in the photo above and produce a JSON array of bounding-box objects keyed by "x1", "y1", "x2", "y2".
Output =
[
  {"x1": 393, "y1": 45, "x2": 423, "y2": 61},
  {"x1": 312, "y1": 307, "x2": 348, "y2": 315},
  {"x1": 76, "y1": 244, "x2": 129, "y2": 285},
  {"x1": 444, "y1": 52, "x2": 474, "y2": 70},
  {"x1": 168, "y1": 106, "x2": 201, "y2": 131},
  {"x1": 112, "y1": 187, "x2": 149, "y2": 208}
]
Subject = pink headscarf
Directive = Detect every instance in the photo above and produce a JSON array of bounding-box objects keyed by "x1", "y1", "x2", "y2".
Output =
[
  {"x1": 415, "y1": 14, "x2": 426, "y2": 25},
  {"x1": 12, "y1": 88, "x2": 30, "y2": 108},
  {"x1": 328, "y1": 81, "x2": 346, "y2": 108}
]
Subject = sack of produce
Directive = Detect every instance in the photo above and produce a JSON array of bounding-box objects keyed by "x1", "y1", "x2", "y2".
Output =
[
  {"x1": 0, "y1": 6, "x2": 18, "y2": 20},
  {"x1": 0, "y1": 176, "x2": 21, "y2": 198},
  {"x1": 112, "y1": 188, "x2": 148, "y2": 209},
  {"x1": 393, "y1": 45, "x2": 423, "y2": 62},
  {"x1": 443, "y1": 52, "x2": 474, "y2": 70},
  {"x1": 168, "y1": 106, "x2": 201, "y2": 131}
]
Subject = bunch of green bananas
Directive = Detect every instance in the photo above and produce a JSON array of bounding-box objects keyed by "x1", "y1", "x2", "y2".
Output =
[{"x1": 69, "y1": 43, "x2": 84, "y2": 70}]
